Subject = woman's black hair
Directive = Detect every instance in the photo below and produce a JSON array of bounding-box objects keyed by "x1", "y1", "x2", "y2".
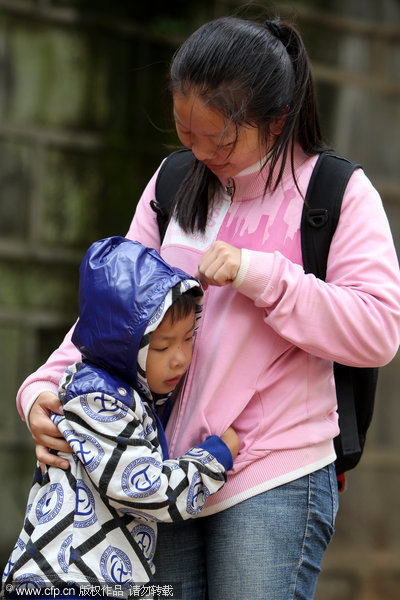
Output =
[{"x1": 167, "y1": 16, "x2": 328, "y2": 233}]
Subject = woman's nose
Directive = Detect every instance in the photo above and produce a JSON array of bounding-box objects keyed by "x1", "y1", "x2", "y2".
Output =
[{"x1": 191, "y1": 140, "x2": 217, "y2": 164}]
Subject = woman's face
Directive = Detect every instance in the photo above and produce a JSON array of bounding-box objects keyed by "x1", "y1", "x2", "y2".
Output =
[{"x1": 173, "y1": 92, "x2": 267, "y2": 178}]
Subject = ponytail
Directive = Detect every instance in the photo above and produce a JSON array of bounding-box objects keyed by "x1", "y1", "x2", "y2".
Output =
[
  {"x1": 261, "y1": 18, "x2": 327, "y2": 191},
  {"x1": 274, "y1": 20, "x2": 324, "y2": 153}
]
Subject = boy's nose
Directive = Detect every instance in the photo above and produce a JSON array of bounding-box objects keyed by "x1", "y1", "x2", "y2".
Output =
[{"x1": 171, "y1": 347, "x2": 187, "y2": 368}]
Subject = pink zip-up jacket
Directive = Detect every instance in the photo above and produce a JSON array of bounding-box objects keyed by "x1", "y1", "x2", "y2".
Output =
[{"x1": 17, "y1": 145, "x2": 400, "y2": 514}]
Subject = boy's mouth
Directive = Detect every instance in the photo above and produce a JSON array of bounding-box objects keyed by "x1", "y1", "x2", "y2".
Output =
[{"x1": 164, "y1": 376, "x2": 182, "y2": 387}]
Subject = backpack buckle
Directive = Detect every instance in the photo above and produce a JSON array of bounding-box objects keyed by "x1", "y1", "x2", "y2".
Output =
[
  {"x1": 150, "y1": 199, "x2": 166, "y2": 217},
  {"x1": 307, "y1": 208, "x2": 328, "y2": 228}
]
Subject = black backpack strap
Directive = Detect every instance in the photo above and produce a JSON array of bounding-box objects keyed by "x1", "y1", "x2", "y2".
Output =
[
  {"x1": 301, "y1": 151, "x2": 376, "y2": 474},
  {"x1": 150, "y1": 149, "x2": 195, "y2": 242},
  {"x1": 333, "y1": 364, "x2": 362, "y2": 463},
  {"x1": 333, "y1": 363, "x2": 378, "y2": 474},
  {"x1": 301, "y1": 151, "x2": 360, "y2": 280}
]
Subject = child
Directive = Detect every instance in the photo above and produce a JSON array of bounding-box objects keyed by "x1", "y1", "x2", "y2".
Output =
[{"x1": 2, "y1": 237, "x2": 238, "y2": 595}]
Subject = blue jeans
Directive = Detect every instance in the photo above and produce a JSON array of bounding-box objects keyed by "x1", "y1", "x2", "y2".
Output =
[{"x1": 153, "y1": 463, "x2": 339, "y2": 600}]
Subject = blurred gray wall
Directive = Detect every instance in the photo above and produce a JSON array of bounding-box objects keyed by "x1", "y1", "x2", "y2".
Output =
[{"x1": 0, "y1": 2, "x2": 399, "y2": 599}]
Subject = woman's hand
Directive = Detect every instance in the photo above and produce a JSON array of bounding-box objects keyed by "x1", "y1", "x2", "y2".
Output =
[
  {"x1": 221, "y1": 426, "x2": 240, "y2": 460},
  {"x1": 29, "y1": 391, "x2": 71, "y2": 469},
  {"x1": 195, "y1": 241, "x2": 241, "y2": 290}
]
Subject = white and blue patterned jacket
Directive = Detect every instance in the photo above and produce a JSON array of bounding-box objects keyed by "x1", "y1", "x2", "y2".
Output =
[{"x1": 3, "y1": 238, "x2": 232, "y2": 592}]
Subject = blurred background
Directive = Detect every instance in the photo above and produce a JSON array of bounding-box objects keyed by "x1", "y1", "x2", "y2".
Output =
[{"x1": 0, "y1": 1, "x2": 399, "y2": 599}]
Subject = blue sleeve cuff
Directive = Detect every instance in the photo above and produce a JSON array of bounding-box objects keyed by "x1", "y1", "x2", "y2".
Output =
[{"x1": 199, "y1": 435, "x2": 233, "y2": 471}]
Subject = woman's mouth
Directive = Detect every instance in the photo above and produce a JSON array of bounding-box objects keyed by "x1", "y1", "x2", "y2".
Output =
[{"x1": 205, "y1": 162, "x2": 229, "y2": 172}]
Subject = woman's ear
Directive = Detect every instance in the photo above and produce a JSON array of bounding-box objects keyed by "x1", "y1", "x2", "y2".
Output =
[
  {"x1": 271, "y1": 118, "x2": 285, "y2": 136},
  {"x1": 270, "y1": 106, "x2": 290, "y2": 135}
]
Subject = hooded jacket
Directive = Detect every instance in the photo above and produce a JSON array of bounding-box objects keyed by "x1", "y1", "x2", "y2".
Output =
[{"x1": 3, "y1": 238, "x2": 232, "y2": 591}]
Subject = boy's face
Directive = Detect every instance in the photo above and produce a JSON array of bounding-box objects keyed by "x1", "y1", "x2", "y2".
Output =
[{"x1": 146, "y1": 309, "x2": 196, "y2": 395}]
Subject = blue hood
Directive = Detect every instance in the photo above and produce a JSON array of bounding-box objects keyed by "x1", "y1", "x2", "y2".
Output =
[{"x1": 72, "y1": 237, "x2": 202, "y2": 397}]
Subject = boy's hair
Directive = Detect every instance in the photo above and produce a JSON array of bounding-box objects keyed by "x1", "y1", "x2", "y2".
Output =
[{"x1": 164, "y1": 291, "x2": 197, "y2": 324}]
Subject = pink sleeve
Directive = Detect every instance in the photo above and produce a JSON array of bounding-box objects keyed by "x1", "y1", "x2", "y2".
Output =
[
  {"x1": 17, "y1": 161, "x2": 165, "y2": 423},
  {"x1": 125, "y1": 163, "x2": 163, "y2": 250},
  {"x1": 235, "y1": 169, "x2": 400, "y2": 367},
  {"x1": 17, "y1": 326, "x2": 79, "y2": 422}
]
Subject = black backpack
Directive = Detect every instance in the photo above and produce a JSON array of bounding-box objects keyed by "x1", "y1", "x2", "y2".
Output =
[{"x1": 150, "y1": 149, "x2": 378, "y2": 486}]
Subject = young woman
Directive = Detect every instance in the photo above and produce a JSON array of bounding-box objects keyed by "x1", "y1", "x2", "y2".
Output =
[{"x1": 15, "y1": 16, "x2": 400, "y2": 600}]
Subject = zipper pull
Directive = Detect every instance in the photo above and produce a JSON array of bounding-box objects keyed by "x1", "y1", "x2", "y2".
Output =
[{"x1": 225, "y1": 178, "x2": 234, "y2": 197}]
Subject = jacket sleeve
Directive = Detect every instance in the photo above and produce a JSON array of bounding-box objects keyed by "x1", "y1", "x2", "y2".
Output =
[
  {"x1": 125, "y1": 162, "x2": 163, "y2": 250},
  {"x1": 16, "y1": 326, "x2": 80, "y2": 422},
  {"x1": 54, "y1": 383, "x2": 231, "y2": 522},
  {"x1": 233, "y1": 169, "x2": 400, "y2": 367}
]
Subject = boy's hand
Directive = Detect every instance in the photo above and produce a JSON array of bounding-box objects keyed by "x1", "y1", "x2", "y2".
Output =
[
  {"x1": 29, "y1": 391, "x2": 71, "y2": 470},
  {"x1": 221, "y1": 426, "x2": 240, "y2": 459}
]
